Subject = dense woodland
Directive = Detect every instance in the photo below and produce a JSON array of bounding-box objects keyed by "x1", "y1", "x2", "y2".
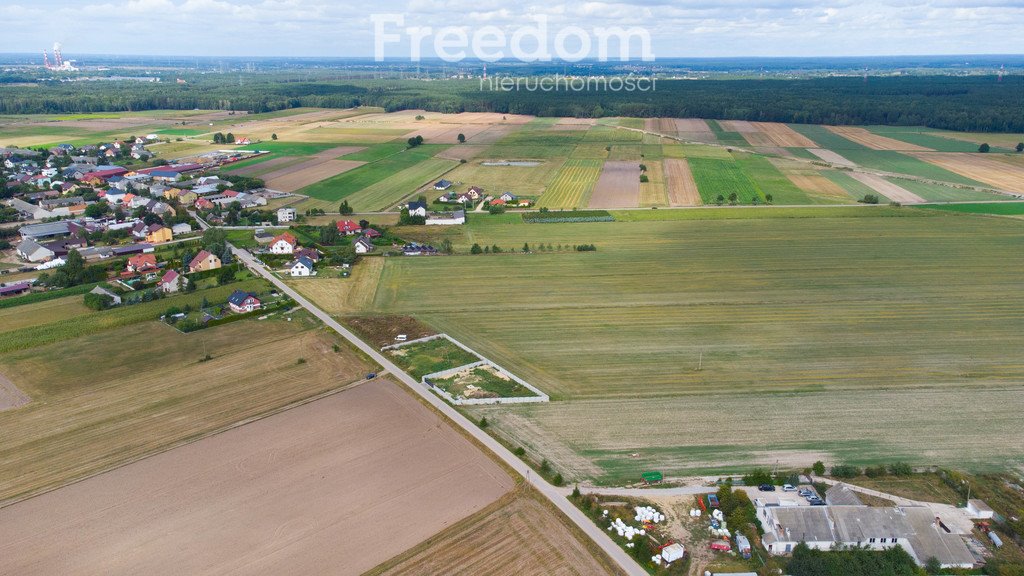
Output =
[{"x1": 1, "y1": 74, "x2": 1022, "y2": 132}]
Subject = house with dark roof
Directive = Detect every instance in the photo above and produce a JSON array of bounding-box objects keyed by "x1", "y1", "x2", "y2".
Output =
[
  {"x1": 433, "y1": 179, "x2": 453, "y2": 190},
  {"x1": 407, "y1": 201, "x2": 428, "y2": 218},
  {"x1": 353, "y1": 236, "x2": 375, "y2": 254},
  {"x1": 227, "y1": 290, "x2": 261, "y2": 314},
  {"x1": 289, "y1": 256, "x2": 315, "y2": 277}
]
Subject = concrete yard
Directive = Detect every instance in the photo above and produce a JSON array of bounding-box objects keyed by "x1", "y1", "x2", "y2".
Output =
[{"x1": 0, "y1": 379, "x2": 514, "y2": 575}]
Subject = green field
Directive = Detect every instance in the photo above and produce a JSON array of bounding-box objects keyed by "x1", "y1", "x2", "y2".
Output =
[
  {"x1": 343, "y1": 157, "x2": 458, "y2": 211},
  {"x1": 297, "y1": 144, "x2": 450, "y2": 203},
  {"x1": 237, "y1": 141, "x2": 339, "y2": 155},
  {"x1": 733, "y1": 154, "x2": 812, "y2": 204},
  {"x1": 365, "y1": 214, "x2": 1024, "y2": 480},
  {"x1": 914, "y1": 202, "x2": 1024, "y2": 216},
  {"x1": 788, "y1": 124, "x2": 870, "y2": 151},
  {"x1": 863, "y1": 126, "x2": 997, "y2": 153},
  {"x1": 884, "y1": 178, "x2": 1007, "y2": 202},
  {"x1": 688, "y1": 156, "x2": 761, "y2": 203},
  {"x1": 838, "y1": 149, "x2": 985, "y2": 185},
  {"x1": 535, "y1": 159, "x2": 603, "y2": 209}
]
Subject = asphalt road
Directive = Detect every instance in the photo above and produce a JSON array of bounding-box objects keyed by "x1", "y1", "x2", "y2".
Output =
[{"x1": 231, "y1": 245, "x2": 647, "y2": 576}]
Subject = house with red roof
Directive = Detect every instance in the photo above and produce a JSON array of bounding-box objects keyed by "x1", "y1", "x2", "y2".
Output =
[
  {"x1": 336, "y1": 220, "x2": 360, "y2": 235},
  {"x1": 126, "y1": 253, "x2": 158, "y2": 274},
  {"x1": 159, "y1": 269, "x2": 188, "y2": 293},
  {"x1": 270, "y1": 232, "x2": 298, "y2": 255}
]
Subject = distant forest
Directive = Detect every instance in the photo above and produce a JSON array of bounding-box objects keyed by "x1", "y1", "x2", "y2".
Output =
[{"x1": 1, "y1": 74, "x2": 1022, "y2": 132}]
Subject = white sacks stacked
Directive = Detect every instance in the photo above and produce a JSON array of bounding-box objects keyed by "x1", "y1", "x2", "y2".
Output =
[
  {"x1": 634, "y1": 506, "x2": 664, "y2": 524},
  {"x1": 610, "y1": 517, "x2": 641, "y2": 540},
  {"x1": 689, "y1": 508, "x2": 702, "y2": 517},
  {"x1": 712, "y1": 509, "x2": 724, "y2": 521}
]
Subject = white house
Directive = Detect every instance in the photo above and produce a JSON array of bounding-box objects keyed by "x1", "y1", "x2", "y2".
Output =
[
  {"x1": 289, "y1": 256, "x2": 314, "y2": 277},
  {"x1": 354, "y1": 236, "x2": 374, "y2": 254},
  {"x1": 407, "y1": 200, "x2": 428, "y2": 218},
  {"x1": 269, "y1": 232, "x2": 298, "y2": 255},
  {"x1": 277, "y1": 207, "x2": 296, "y2": 223},
  {"x1": 159, "y1": 270, "x2": 187, "y2": 293}
]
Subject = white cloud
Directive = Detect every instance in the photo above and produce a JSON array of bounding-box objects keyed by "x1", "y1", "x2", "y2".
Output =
[{"x1": 1, "y1": 0, "x2": 1022, "y2": 57}]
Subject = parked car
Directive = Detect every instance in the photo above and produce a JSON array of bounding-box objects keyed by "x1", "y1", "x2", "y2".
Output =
[
  {"x1": 783, "y1": 484, "x2": 797, "y2": 492},
  {"x1": 809, "y1": 498, "x2": 826, "y2": 506},
  {"x1": 365, "y1": 372, "x2": 377, "y2": 379},
  {"x1": 798, "y1": 489, "x2": 814, "y2": 497},
  {"x1": 758, "y1": 484, "x2": 776, "y2": 492}
]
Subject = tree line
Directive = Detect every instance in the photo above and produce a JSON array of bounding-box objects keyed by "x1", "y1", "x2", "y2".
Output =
[{"x1": 0, "y1": 75, "x2": 1021, "y2": 132}]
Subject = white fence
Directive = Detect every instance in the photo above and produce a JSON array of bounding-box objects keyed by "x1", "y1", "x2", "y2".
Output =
[{"x1": 382, "y1": 333, "x2": 549, "y2": 405}]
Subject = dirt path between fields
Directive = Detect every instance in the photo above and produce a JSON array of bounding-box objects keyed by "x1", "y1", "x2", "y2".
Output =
[{"x1": 0, "y1": 374, "x2": 29, "y2": 411}]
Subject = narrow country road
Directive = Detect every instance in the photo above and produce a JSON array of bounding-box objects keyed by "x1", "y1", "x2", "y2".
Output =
[{"x1": 230, "y1": 244, "x2": 647, "y2": 576}]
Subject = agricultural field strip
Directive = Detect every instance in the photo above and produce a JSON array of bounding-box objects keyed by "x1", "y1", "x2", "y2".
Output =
[{"x1": 847, "y1": 173, "x2": 926, "y2": 204}]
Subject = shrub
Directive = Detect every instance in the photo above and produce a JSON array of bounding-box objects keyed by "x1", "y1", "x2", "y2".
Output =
[
  {"x1": 861, "y1": 194, "x2": 880, "y2": 204},
  {"x1": 470, "y1": 243, "x2": 483, "y2": 254},
  {"x1": 513, "y1": 446, "x2": 526, "y2": 456},
  {"x1": 812, "y1": 461, "x2": 826, "y2": 475},
  {"x1": 830, "y1": 464, "x2": 861, "y2": 478},
  {"x1": 540, "y1": 459, "x2": 551, "y2": 472},
  {"x1": 479, "y1": 416, "x2": 488, "y2": 428},
  {"x1": 552, "y1": 473, "x2": 564, "y2": 486},
  {"x1": 978, "y1": 143, "x2": 990, "y2": 153},
  {"x1": 639, "y1": 174, "x2": 649, "y2": 183},
  {"x1": 296, "y1": 357, "x2": 306, "y2": 365}
]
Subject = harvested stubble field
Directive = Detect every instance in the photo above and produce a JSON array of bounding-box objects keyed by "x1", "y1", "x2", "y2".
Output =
[
  {"x1": 588, "y1": 161, "x2": 641, "y2": 209},
  {"x1": 0, "y1": 379, "x2": 514, "y2": 575},
  {"x1": 910, "y1": 152, "x2": 1024, "y2": 192},
  {"x1": 445, "y1": 157, "x2": 566, "y2": 197},
  {"x1": 638, "y1": 161, "x2": 668, "y2": 207},
  {"x1": 369, "y1": 486, "x2": 623, "y2": 576},
  {"x1": 847, "y1": 172, "x2": 926, "y2": 203},
  {"x1": 826, "y1": 126, "x2": 932, "y2": 151},
  {"x1": 0, "y1": 318, "x2": 370, "y2": 503},
  {"x1": 366, "y1": 215, "x2": 1024, "y2": 476},
  {"x1": 781, "y1": 168, "x2": 855, "y2": 203},
  {"x1": 663, "y1": 158, "x2": 701, "y2": 206},
  {"x1": 262, "y1": 155, "x2": 366, "y2": 192}
]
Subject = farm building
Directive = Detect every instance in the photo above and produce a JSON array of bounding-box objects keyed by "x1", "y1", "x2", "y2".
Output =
[
  {"x1": 967, "y1": 500, "x2": 994, "y2": 519},
  {"x1": 0, "y1": 282, "x2": 33, "y2": 298},
  {"x1": 89, "y1": 285, "x2": 122, "y2": 304},
  {"x1": 759, "y1": 504, "x2": 975, "y2": 569},
  {"x1": 16, "y1": 238, "x2": 55, "y2": 263},
  {"x1": 824, "y1": 484, "x2": 863, "y2": 506}
]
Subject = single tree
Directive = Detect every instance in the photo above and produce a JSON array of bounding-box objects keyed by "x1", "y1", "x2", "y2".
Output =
[
  {"x1": 1017, "y1": 142, "x2": 1024, "y2": 152},
  {"x1": 522, "y1": 242, "x2": 530, "y2": 253},
  {"x1": 639, "y1": 174, "x2": 649, "y2": 183},
  {"x1": 339, "y1": 200, "x2": 353, "y2": 215},
  {"x1": 457, "y1": 133, "x2": 466, "y2": 143},
  {"x1": 716, "y1": 194, "x2": 725, "y2": 206},
  {"x1": 225, "y1": 133, "x2": 236, "y2": 144},
  {"x1": 979, "y1": 143, "x2": 990, "y2": 153},
  {"x1": 358, "y1": 219, "x2": 370, "y2": 230},
  {"x1": 765, "y1": 193, "x2": 774, "y2": 204},
  {"x1": 271, "y1": 133, "x2": 278, "y2": 140},
  {"x1": 470, "y1": 243, "x2": 483, "y2": 254},
  {"x1": 728, "y1": 192, "x2": 738, "y2": 205},
  {"x1": 812, "y1": 461, "x2": 826, "y2": 476}
]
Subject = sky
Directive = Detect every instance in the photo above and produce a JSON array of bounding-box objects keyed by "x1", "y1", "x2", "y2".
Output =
[{"x1": 2, "y1": 0, "x2": 1023, "y2": 59}]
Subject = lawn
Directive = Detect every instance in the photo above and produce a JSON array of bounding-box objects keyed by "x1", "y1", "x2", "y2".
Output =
[
  {"x1": 535, "y1": 159, "x2": 603, "y2": 209},
  {"x1": 688, "y1": 156, "x2": 761, "y2": 204},
  {"x1": 360, "y1": 214, "x2": 1024, "y2": 479},
  {"x1": 386, "y1": 337, "x2": 480, "y2": 380},
  {"x1": 0, "y1": 317, "x2": 370, "y2": 503},
  {"x1": 343, "y1": 157, "x2": 459, "y2": 211}
]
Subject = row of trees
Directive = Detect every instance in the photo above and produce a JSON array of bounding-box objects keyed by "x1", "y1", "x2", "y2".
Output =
[{"x1": 2, "y1": 75, "x2": 1022, "y2": 132}]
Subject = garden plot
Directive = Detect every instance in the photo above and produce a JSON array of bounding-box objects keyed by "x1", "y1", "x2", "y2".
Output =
[
  {"x1": 588, "y1": 161, "x2": 641, "y2": 209},
  {"x1": 384, "y1": 335, "x2": 548, "y2": 405}
]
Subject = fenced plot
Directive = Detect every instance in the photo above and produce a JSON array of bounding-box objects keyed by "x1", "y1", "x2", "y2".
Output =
[{"x1": 384, "y1": 334, "x2": 548, "y2": 405}]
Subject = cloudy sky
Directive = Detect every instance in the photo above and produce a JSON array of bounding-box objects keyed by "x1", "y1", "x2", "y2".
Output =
[{"x1": 2, "y1": 0, "x2": 1023, "y2": 59}]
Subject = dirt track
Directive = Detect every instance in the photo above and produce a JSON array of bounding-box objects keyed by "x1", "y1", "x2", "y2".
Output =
[
  {"x1": 0, "y1": 379, "x2": 513, "y2": 575},
  {"x1": 0, "y1": 374, "x2": 29, "y2": 411},
  {"x1": 588, "y1": 161, "x2": 641, "y2": 209}
]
